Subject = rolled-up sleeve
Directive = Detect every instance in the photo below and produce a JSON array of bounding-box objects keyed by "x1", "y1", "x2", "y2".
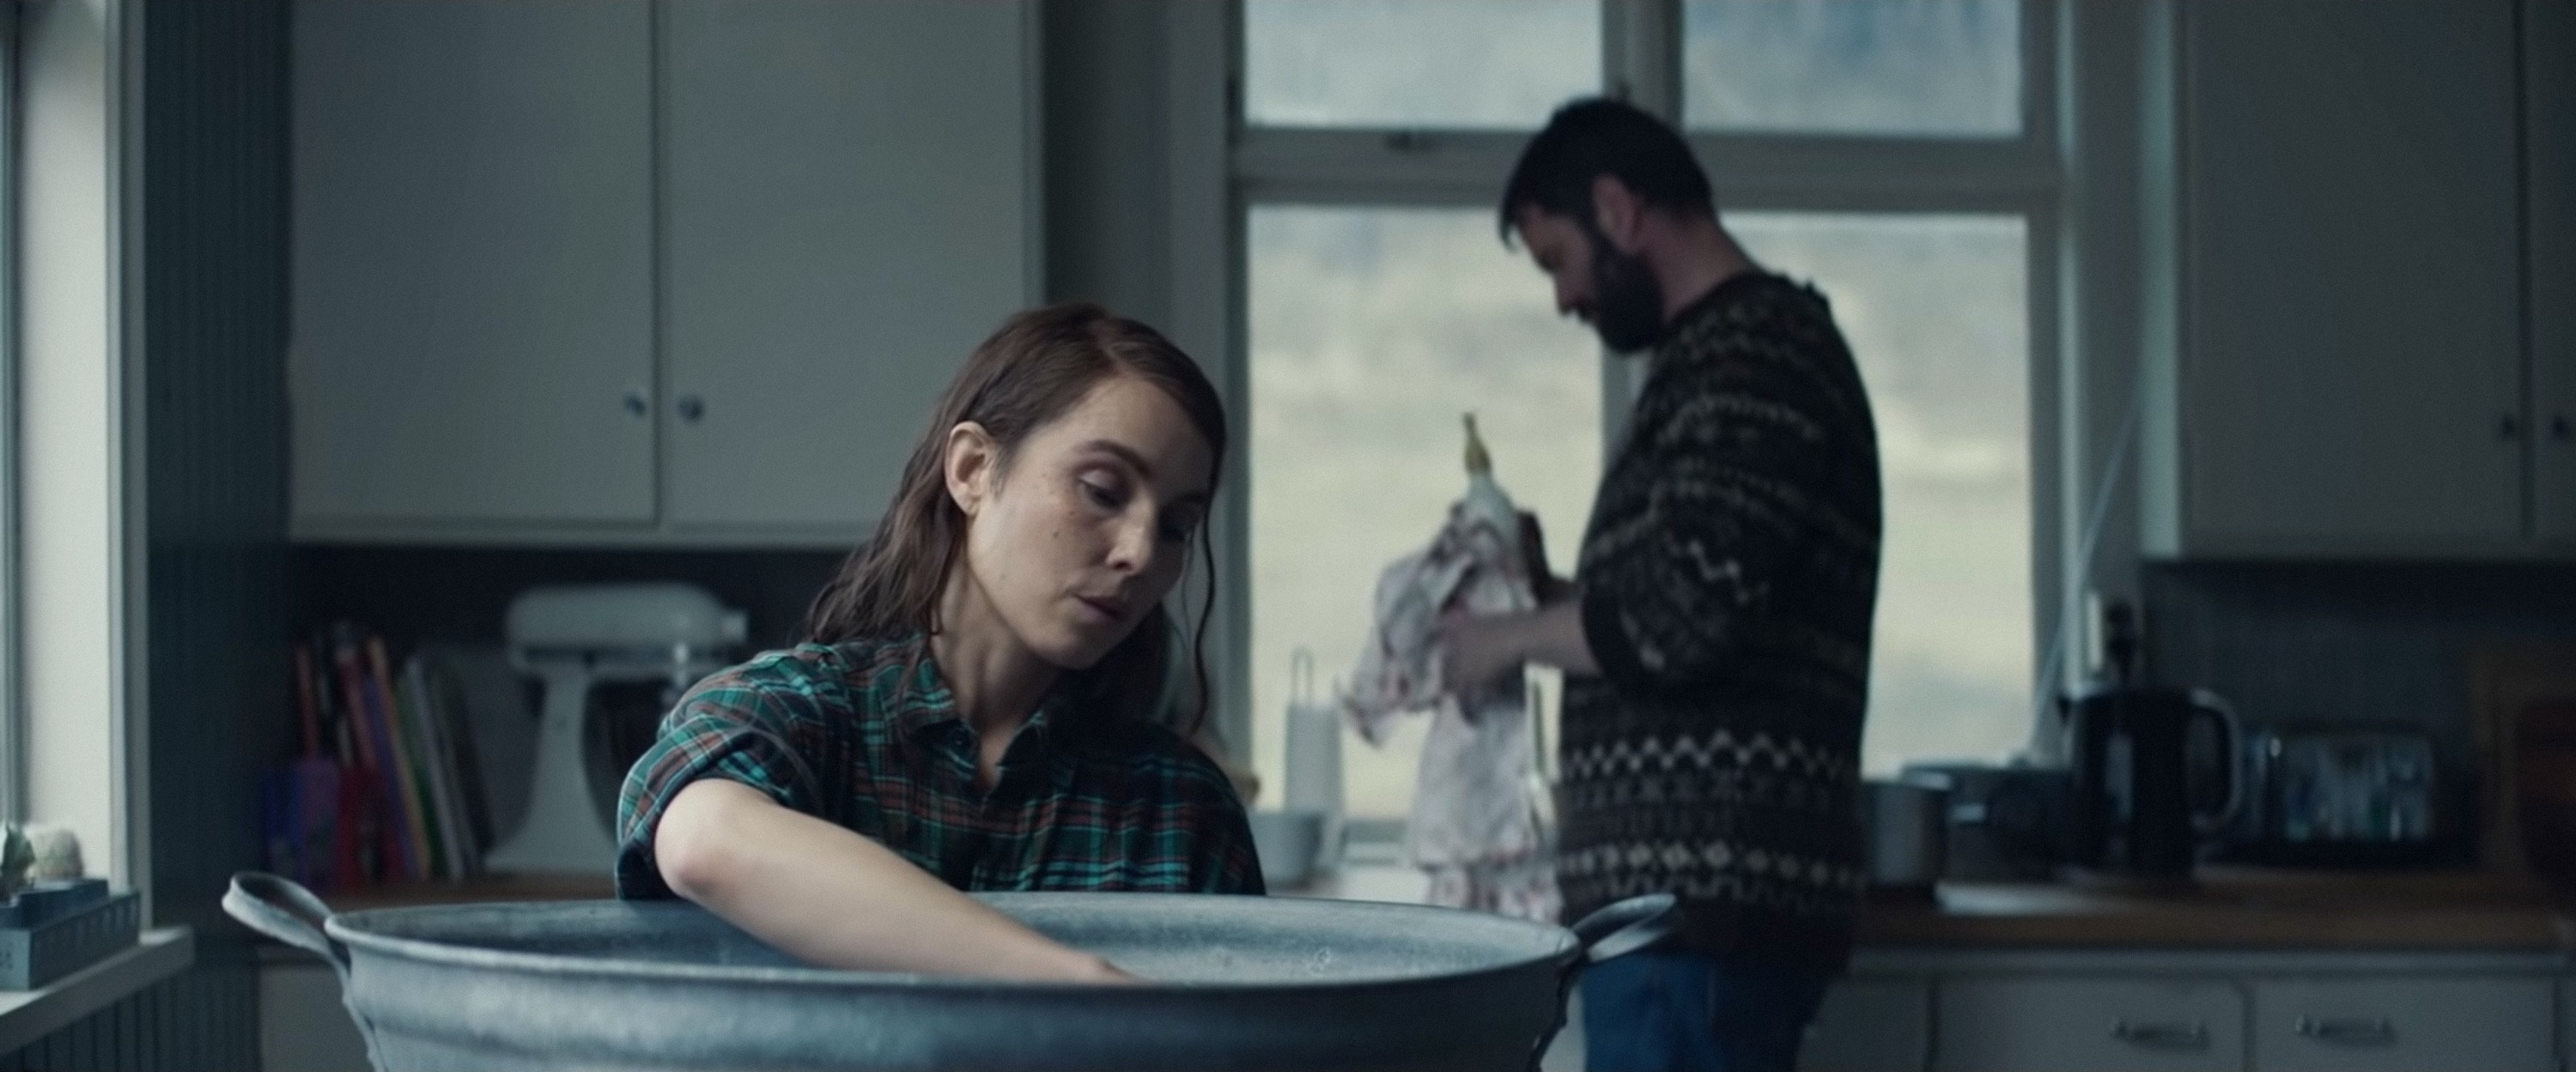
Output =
[
  {"x1": 613, "y1": 674, "x2": 823, "y2": 899},
  {"x1": 1579, "y1": 360, "x2": 1837, "y2": 693}
]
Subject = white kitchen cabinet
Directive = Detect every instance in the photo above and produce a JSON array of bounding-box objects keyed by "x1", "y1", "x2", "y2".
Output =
[
  {"x1": 290, "y1": 0, "x2": 658, "y2": 530},
  {"x1": 660, "y1": 0, "x2": 1036, "y2": 536},
  {"x1": 2530, "y1": 0, "x2": 2576, "y2": 543},
  {"x1": 1802, "y1": 977, "x2": 1930, "y2": 1072},
  {"x1": 2250, "y1": 977, "x2": 2555, "y2": 1072},
  {"x1": 289, "y1": 0, "x2": 1036, "y2": 546},
  {"x1": 2150, "y1": 0, "x2": 2528, "y2": 558},
  {"x1": 1934, "y1": 977, "x2": 2246, "y2": 1072}
]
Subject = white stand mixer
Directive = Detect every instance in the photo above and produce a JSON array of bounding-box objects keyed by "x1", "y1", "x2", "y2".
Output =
[{"x1": 483, "y1": 583, "x2": 747, "y2": 875}]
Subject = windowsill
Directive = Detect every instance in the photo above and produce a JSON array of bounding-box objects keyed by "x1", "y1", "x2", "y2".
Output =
[{"x1": 0, "y1": 928, "x2": 193, "y2": 1054}]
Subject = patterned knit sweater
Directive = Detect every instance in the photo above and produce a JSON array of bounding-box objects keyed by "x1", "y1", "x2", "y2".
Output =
[{"x1": 1559, "y1": 271, "x2": 1883, "y2": 975}]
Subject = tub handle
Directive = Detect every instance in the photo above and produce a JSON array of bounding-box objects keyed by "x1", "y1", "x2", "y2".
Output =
[
  {"x1": 225, "y1": 871, "x2": 349, "y2": 978},
  {"x1": 1569, "y1": 893, "x2": 1678, "y2": 966},
  {"x1": 1534, "y1": 894, "x2": 1681, "y2": 1070}
]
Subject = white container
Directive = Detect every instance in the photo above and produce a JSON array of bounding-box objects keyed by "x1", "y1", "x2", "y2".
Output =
[{"x1": 1281, "y1": 650, "x2": 1345, "y2": 871}]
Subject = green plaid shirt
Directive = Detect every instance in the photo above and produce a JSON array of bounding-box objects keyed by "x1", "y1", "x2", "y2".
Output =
[{"x1": 616, "y1": 633, "x2": 1263, "y2": 899}]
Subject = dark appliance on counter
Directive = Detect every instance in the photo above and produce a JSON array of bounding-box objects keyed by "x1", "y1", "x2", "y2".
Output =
[
  {"x1": 2221, "y1": 726, "x2": 2440, "y2": 867},
  {"x1": 2057, "y1": 603, "x2": 2240, "y2": 888},
  {"x1": 1899, "y1": 761, "x2": 2075, "y2": 882}
]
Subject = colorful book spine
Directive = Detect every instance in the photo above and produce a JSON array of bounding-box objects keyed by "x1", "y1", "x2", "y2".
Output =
[
  {"x1": 368, "y1": 635, "x2": 437, "y2": 881},
  {"x1": 401, "y1": 657, "x2": 467, "y2": 881},
  {"x1": 333, "y1": 626, "x2": 411, "y2": 882}
]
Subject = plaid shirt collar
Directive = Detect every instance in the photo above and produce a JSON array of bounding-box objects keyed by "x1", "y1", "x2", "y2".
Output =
[{"x1": 879, "y1": 633, "x2": 1071, "y2": 790}]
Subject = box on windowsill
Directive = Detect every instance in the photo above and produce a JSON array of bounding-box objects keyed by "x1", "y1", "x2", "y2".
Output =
[{"x1": 0, "y1": 879, "x2": 140, "y2": 990}]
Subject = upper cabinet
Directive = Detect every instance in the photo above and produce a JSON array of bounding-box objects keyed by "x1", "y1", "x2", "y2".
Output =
[
  {"x1": 660, "y1": 1, "x2": 1036, "y2": 536},
  {"x1": 291, "y1": 1, "x2": 658, "y2": 529},
  {"x1": 2147, "y1": 0, "x2": 2532, "y2": 558},
  {"x1": 289, "y1": 0, "x2": 1037, "y2": 546}
]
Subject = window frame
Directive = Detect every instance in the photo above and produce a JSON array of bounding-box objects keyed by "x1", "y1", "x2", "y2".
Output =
[
  {"x1": 1200, "y1": 0, "x2": 2069, "y2": 813},
  {"x1": 0, "y1": 0, "x2": 24, "y2": 827}
]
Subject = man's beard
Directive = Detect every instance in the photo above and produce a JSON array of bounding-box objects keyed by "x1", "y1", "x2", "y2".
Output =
[{"x1": 1585, "y1": 224, "x2": 1667, "y2": 354}]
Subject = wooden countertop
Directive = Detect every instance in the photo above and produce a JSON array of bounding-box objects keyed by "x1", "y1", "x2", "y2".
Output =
[{"x1": 1858, "y1": 867, "x2": 2576, "y2": 949}]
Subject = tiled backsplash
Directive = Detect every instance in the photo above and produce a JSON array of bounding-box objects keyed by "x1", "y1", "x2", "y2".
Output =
[{"x1": 2141, "y1": 561, "x2": 2576, "y2": 862}]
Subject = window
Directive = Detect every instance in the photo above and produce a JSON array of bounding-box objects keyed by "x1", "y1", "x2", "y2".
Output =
[
  {"x1": 1231, "y1": 0, "x2": 2059, "y2": 820},
  {"x1": 1247, "y1": 205, "x2": 1598, "y2": 817},
  {"x1": 1681, "y1": 0, "x2": 2022, "y2": 136}
]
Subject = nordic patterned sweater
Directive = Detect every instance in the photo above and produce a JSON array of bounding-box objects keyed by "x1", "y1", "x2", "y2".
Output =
[{"x1": 1559, "y1": 270, "x2": 1883, "y2": 975}]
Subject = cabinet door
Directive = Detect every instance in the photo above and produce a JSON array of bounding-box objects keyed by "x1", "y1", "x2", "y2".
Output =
[
  {"x1": 1803, "y1": 978, "x2": 1930, "y2": 1072},
  {"x1": 2251, "y1": 977, "x2": 2554, "y2": 1072},
  {"x1": 291, "y1": 1, "x2": 656, "y2": 529},
  {"x1": 1935, "y1": 977, "x2": 2245, "y2": 1072},
  {"x1": 662, "y1": 1, "x2": 1036, "y2": 535},
  {"x1": 258, "y1": 962, "x2": 368, "y2": 1072},
  {"x1": 2531, "y1": 0, "x2": 2576, "y2": 541},
  {"x1": 2176, "y1": 0, "x2": 2524, "y2": 553}
]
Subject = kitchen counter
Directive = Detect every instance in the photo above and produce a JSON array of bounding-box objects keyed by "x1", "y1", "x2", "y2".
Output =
[
  {"x1": 1290, "y1": 860, "x2": 2576, "y2": 952},
  {"x1": 1858, "y1": 866, "x2": 2576, "y2": 950}
]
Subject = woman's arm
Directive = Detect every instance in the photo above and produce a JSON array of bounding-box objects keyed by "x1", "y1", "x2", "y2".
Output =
[{"x1": 654, "y1": 778, "x2": 1131, "y2": 982}]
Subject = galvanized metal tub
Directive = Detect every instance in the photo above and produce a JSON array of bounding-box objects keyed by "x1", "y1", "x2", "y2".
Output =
[{"x1": 227, "y1": 872, "x2": 1670, "y2": 1071}]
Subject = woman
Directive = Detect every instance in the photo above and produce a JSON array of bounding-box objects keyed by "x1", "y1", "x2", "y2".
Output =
[{"x1": 614, "y1": 304, "x2": 1260, "y2": 983}]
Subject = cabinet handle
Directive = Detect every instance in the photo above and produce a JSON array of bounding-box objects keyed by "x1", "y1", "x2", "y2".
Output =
[
  {"x1": 2295, "y1": 1014, "x2": 2396, "y2": 1047},
  {"x1": 677, "y1": 395, "x2": 705, "y2": 423},
  {"x1": 2111, "y1": 1020, "x2": 2209, "y2": 1050},
  {"x1": 622, "y1": 389, "x2": 648, "y2": 418},
  {"x1": 2500, "y1": 414, "x2": 2521, "y2": 441},
  {"x1": 2552, "y1": 415, "x2": 2571, "y2": 442}
]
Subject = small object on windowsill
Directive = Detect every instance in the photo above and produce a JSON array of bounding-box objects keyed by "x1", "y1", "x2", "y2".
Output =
[
  {"x1": 0, "y1": 827, "x2": 31, "y2": 901},
  {"x1": 0, "y1": 878, "x2": 138, "y2": 990},
  {"x1": 21, "y1": 826, "x2": 82, "y2": 884}
]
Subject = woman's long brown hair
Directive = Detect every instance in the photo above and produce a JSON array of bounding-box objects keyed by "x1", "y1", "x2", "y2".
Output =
[{"x1": 804, "y1": 303, "x2": 1227, "y2": 734}]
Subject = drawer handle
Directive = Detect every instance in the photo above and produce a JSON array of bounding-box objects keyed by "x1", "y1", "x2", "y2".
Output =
[
  {"x1": 2111, "y1": 1020, "x2": 2209, "y2": 1050},
  {"x1": 2295, "y1": 1015, "x2": 2396, "y2": 1047}
]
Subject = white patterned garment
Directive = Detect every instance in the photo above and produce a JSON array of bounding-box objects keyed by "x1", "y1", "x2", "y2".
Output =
[{"x1": 1340, "y1": 503, "x2": 1560, "y2": 923}]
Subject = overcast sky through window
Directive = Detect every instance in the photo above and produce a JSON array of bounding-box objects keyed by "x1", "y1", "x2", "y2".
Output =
[{"x1": 1243, "y1": 1, "x2": 2035, "y2": 818}]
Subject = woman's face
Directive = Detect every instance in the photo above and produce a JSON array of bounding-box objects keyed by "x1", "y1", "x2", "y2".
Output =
[{"x1": 947, "y1": 374, "x2": 1214, "y2": 670}]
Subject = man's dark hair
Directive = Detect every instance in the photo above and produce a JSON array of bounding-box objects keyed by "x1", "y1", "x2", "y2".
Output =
[{"x1": 1498, "y1": 97, "x2": 1714, "y2": 244}]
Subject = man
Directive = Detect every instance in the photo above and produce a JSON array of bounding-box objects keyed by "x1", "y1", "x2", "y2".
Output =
[{"x1": 1443, "y1": 98, "x2": 1883, "y2": 1072}]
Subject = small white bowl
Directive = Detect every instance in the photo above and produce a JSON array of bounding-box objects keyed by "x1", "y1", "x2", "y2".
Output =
[{"x1": 1246, "y1": 809, "x2": 1328, "y2": 888}]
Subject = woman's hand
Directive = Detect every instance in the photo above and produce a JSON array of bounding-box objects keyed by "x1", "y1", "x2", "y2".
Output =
[{"x1": 656, "y1": 778, "x2": 1138, "y2": 983}]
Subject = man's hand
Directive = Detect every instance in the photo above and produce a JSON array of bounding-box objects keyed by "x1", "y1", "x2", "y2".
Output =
[{"x1": 1438, "y1": 611, "x2": 1529, "y2": 701}]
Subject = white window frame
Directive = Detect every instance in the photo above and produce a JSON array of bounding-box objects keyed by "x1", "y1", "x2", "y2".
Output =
[
  {"x1": 0, "y1": 0, "x2": 21, "y2": 828},
  {"x1": 1178, "y1": 0, "x2": 2071, "y2": 799}
]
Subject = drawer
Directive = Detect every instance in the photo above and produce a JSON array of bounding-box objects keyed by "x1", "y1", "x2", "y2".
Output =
[
  {"x1": 1935, "y1": 977, "x2": 2245, "y2": 1072},
  {"x1": 1802, "y1": 977, "x2": 1930, "y2": 1072},
  {"x1": 2251, "y1": 977, "x2": 2553, "y2": 1072}
]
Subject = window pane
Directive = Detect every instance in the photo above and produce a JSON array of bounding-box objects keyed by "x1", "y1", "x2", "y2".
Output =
[
  {"x1": 1243, "y1": 0, "x2": 1600, "y2": 130},
  {"x1": 1723, "y1": 212, "x2": 2030, "y2": 774},
  {"x1": 1683, "y1": 0, "x2": 2020, "y2": 136},
  {"x1": 1249, "y1": 206, "x2": 1599, "y2": 819}
]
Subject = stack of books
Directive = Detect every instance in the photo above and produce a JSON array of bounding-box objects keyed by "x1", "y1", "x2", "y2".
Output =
[{"x1": 260, "y1": 623, "x2": 493, "y2": 890}]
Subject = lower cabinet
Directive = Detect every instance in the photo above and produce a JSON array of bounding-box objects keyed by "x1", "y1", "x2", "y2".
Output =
[
  {"x1": 2250, "y1": 977, "x2": 2555, "y2": 1072},
  {"x1": 1934, "y1": 977, "x2": 2245, "y2": 1072},
  {"x1": 259, "y1": 960, "x2": 369, "y2": 1072},
  {"x1": 1804, "y1": 978, "x2": 1932, "y2": 1072}
]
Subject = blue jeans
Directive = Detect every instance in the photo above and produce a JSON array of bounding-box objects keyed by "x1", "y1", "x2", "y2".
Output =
[{"x1": 1579, "y1": 951, "x2": 1832, "y2": 1072}]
